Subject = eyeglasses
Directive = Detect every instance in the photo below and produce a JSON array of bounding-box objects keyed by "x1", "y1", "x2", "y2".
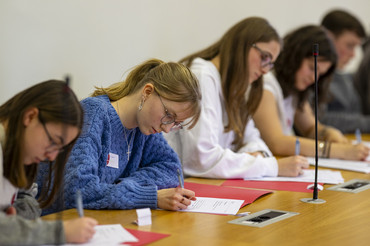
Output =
[
  {"x1": 38, "y1": 112, "x2": 65, "y2": 153},
  {"x1": 156, "y1": 93, "x2": 183, "y2": 131},
  {"x1": 252, "y1": 44, "x2": 274, "y2": 70}
]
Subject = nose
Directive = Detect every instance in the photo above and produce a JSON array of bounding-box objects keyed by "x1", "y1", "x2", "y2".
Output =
[
  {"x1": 310, "y1": 71, "x2": 316, "y2": 82},
  {"x1": 161, "y1": 123, "x2": 173, "y2": 133},
  {"x1": 261, "y1": 66, "x2": 270, "y2": 74},
  {"x1": 349, "y1": 48, "x2": 356, "y2": 59},
  {"x1": 45, "y1": 150, "x2": 59, "y2": 162}
]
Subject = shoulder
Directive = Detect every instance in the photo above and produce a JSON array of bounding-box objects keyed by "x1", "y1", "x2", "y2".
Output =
[
  {"x1": 80, "y1": 95, "x2": 112, "y2": 119},
  {"x1": 144, "y1": 132, "x2": 168, "y2": 145},
  {"x1": 263, "y1": 72, "x2": 279, "y2": 87},
  {"x1": 81, "y1": 95, "x2": 110, "y2": 113},
  {"x1": 80, "y1": 95, "x2": 113, "y2": 135},
  {"x1": 190, "y1": 58, "x2": 221, "y2": 96},
  {"x1": 144, "y1": 133, "x2": 175, "y2": 152},
  {"x1": 190, "y1": 58, "x2": 220, "y2": 83},
  {"x1": 263, "y1": 72, "x2": 281, "y2": 97},
  {"x1": 140, "y1": 133, "x2": 179, "y2": 159}
]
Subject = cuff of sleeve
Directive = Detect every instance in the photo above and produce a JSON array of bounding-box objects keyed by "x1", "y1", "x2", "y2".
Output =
[
  {"x1": 261, "y1": 157, "x2": 279, "y2": 177},
  {"x1": 117, "y1": 184, "x2": 158, "y2": 209},
  {"x1": 245, "y1": 156, "x2": 278, "y2": 178}
]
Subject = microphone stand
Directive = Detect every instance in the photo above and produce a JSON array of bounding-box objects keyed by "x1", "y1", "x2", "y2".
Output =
[{"x1": 301, "y1": 44, "x2": 326, "y2": 204}]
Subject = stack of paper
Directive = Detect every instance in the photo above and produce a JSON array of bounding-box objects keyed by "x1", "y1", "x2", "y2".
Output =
[
  {"x1": 307, "y1": 157, "x2": 370, "y2": 174},
  {"x1": 244, "y1": 169, "x2": 344, "y2": 184}
]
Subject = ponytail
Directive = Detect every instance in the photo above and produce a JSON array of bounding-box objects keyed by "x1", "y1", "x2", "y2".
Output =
[
  {"x1": 91, "y1": 58, "x2": 201, "y2": 129},
  {"x1": 91, "y1": 59, "x2": 165, "y2": 99}
]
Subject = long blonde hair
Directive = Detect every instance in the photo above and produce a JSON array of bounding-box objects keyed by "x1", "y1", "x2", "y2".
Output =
[{"x1": 92, "y1": 59, "x2": 201, "y2": 128}]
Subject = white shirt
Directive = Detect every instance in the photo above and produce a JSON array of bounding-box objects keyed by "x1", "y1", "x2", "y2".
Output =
[
  {"x1": 263, "y1": 72, "x2": 296, "y2": 136},
  {"x1": 164, "y1": 58, "x2": 278, "y2": 179}
]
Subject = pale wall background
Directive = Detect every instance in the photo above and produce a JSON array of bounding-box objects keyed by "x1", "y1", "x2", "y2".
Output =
[{"x1": 1, "y1": 0, "x2": 370, "y2": 104}]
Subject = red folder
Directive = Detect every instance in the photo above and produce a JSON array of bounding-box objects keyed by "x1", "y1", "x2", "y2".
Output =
[
  {"x1": 184, "y1": 182, "x2": 272, "y2": 207},
  {"x1": 124, "y1": 229, "x2": 170, "y2": 246}
]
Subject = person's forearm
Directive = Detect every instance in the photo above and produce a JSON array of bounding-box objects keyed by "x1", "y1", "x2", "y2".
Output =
[
  {"x1": 320, "y1": 112, "x2": 370, "y2": 133},
  {"x1": 0, "y1": 212, "x2": 65, "y2": 245}
]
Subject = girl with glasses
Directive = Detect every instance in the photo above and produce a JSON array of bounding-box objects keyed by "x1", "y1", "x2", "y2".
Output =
[
  {"x1": 165, "y1": 17, "x2": 309, "y2": 179},
  {"x1": 253, "y1": 25, "x2": 369, "y2": 160},
  {"x1": 38, "y1": 59, "x2": 201, "y2": 213},
  {"x1": 0, "y1": 80, "x2": 97, "y2": 245}
]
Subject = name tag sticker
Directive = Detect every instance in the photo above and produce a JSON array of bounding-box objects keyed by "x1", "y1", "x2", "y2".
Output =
[{"x1": 106, "y1": 153, "x2": 119, "y2": 168}]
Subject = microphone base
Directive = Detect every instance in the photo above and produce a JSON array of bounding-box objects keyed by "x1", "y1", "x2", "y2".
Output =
[{"x1": 300, "y1": 198, "x2": 326, "y2": 204}]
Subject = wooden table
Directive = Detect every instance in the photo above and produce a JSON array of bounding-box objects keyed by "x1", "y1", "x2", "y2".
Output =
[
  {"x1": 43, "y1": 171, "x2": 370, "y2": 246},
  {"x1": 43, "y1": 135, "x2": 370, "y2": 246}
]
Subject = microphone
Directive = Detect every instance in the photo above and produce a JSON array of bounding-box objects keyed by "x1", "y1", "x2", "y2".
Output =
[{"x1": 301, "y1": 44, "x2": 326, "y2": 204}]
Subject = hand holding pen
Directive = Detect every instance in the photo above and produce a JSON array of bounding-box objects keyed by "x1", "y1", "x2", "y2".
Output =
[
  {"x1": 177, "y1": 169, "x2": 184, "y2": 188},
  {"x1": 355, "y1": 128, "x2": 362, "y2": 144},
  {"x1": 62, "y1": 189, "x2": 98, "y2": 243},
  {"x1": 295, "y1": 137, "x2": 300, "y2": 155},
  {"x1": 156, "y1": 169, "x2": 196, "y2": 210},
  {"x1": 76, "y1": 189, "x2": 84, "y2": 217}
]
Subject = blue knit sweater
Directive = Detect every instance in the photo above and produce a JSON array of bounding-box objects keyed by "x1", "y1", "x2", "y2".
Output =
[{"x1": 38, "y1": 95, "x2": 181, "y2": 214}]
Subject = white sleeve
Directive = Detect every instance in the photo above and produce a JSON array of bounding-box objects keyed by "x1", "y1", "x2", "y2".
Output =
[
  {"x1": 167, "y1": 68, "x2": 278, "y2": 179},
  {"x1": 237, "y1": 119, "x2": 273, "y2": 157}
]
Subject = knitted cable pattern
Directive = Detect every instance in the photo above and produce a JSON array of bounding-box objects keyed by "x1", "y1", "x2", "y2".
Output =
[{"x1": 37, "y1": 95, "x2": 181, "y2": 214}]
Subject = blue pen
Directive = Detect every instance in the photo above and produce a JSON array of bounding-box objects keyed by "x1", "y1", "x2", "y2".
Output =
[
  {"x1": 355, "y1": 128, "x2": 362, "y2": 143},
  {"x1": 177, "y1": 169, "x2": 184, "y2": 189},
  {"x1": 295, "y1": 137, "x2": 300, "y2": 155},
  {"x1": 76, "y1": 189, "x2": 84, "y2": 217}
]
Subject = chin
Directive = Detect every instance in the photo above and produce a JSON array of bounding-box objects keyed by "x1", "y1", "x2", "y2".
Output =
[
  {"x1": 24, "y1": 160, "x2": 34, "y2": 165},
  {"x1": 138, "y1": 126, "x2": 150, "y2": 136}
]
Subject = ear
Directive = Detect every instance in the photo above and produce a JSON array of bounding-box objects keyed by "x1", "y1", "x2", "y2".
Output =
[
  {"x1": 142, "y1": 83, "x2": 155, "y2": 100},
  {"x1": 23, "y1": 107, "x2": 39, "y2": 127},
  {"x1": 326, "y1": 30, "x2": 337, "y2": 41}
]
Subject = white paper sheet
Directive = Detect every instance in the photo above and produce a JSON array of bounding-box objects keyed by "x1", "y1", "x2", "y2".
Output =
[
  {"x1": 244, "y1": 169, "x2": 344, "y2": 184},
  {"x1": 307, "y1": 157, "x2": 370, "y2": 174},
  {"x1": 178, "y1": 197, "x2": 244, "y2": 215},
  {"x1": 62, "y1": 224, "x2": 138, "y2": 246}
]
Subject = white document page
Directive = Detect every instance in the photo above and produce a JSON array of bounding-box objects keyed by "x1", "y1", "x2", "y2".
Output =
[
  {"x1": 244, "y1": 169, "x2": 344, "y2": 184},
  {"x1": 307, "y1": 157, "x2": 370, "y2": 174},
  {"x1": 179, "y1": 197, "x2": 244, "y2": 215},
  {"x1": 63, "y1": 224, "x2": 138, "y2": 246}
]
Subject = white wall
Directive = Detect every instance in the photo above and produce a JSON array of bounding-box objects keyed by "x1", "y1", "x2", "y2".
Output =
[{"x1": 1, "y1": 0, "x2": 369, "y2": 104}]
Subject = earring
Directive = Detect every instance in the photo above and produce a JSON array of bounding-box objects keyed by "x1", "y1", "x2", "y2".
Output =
[{"x1": 138, "y1": 98, "x2": 144, "y2": 111}]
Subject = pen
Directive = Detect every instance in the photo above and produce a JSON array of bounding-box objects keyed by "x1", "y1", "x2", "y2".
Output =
[
  {"x1": 76, "y1": 189, "x2": 84, "y2": 217},
  {"x1": 11, "y1": 190, "x2": 18, "y2": 205},
  {"x1": 295, "y1": 137, "x2": 300, "y2": 155},
  {"x1": 177, "y1": 169, "x2": 184, "y2": 189},
  {"x1": 355, "y1": 128, "x2": 362, "y2": 143}
]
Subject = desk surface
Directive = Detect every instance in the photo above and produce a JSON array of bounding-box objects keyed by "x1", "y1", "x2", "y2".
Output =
[{"x1": 43, "y1": 135, "x2": 370, "y2": 246}]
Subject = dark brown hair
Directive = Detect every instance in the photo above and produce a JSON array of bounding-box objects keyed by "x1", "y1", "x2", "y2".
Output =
[
  {"x1": 274, "y1": 25, "x2": 337, "y2": 109},
  {"x1": 321, "y1": 9, "x2": 366, "y2": 38},
  {"x1": 0, "y1": 80, "x2": 83, "y2": 208},
  {"x1": 180, "y1": 17, "x2": 280, "y2": 150}
]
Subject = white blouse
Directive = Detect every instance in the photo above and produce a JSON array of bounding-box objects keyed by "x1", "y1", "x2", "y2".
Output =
[
  {"x1": 263, "y1": 72, "x2": 296, "y2": 136},
  {"x1": 165, "y1": 58, "x2": 278, "y2": 179}
]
